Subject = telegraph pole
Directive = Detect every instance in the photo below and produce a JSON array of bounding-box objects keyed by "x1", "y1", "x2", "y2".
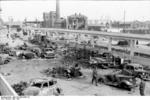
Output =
[
  {"x1": 56, "y1": 0, "x2": 60, "y2": 20},
  {"x1": 0, "y1": 0, "x2": 2, "y2": 21},
  {"x1": 123, "y1": 10, "x2": 126, "y2": 60},
  {"x1": 123, "y1": 10, "x2": 126, "y2": 31}
]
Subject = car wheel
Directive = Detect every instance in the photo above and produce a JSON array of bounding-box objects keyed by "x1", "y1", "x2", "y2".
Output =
[
  {"x1": 119, "y1": 82, "x2": 130, "y2": 90},
  {"x1": 98, "y1": 77, "x2": 105, "y2": 83},
  {"x1": 4, "y1": 60, "x2": 9, "y2": 64}
]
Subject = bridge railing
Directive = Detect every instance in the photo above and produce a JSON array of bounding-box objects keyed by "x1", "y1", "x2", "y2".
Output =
[
  {"x1": 0, "y1": 74, "x2": 18, "y2": 96},
  {"x1": 23, "y1": 27, "x2": 150, "y2": 41}
]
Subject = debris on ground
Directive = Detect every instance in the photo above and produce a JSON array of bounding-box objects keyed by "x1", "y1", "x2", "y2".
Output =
[
  {"x1": 12, "y1": 81, "x2": 28, "y2": 96},
  {"x1": 41, "y1": 65, "x2": 85, "y2": 79}
]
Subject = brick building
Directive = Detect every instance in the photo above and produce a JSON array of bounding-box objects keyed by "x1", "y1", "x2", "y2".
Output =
[{"x1": 67, "y1": 13, "x2": 88, "y2": 30}]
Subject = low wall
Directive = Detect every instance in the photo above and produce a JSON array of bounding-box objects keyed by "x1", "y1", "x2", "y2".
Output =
[{"x1": 0, "y1": 74, "x2": 18, "y2": 96}]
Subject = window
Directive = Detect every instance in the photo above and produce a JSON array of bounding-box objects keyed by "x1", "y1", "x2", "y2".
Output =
[{"x1": 126, "y1": 65, "x2": 134, "y2": 70}]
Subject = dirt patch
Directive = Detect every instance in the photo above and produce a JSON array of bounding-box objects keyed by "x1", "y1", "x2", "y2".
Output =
[{"x1": 1, "y1": 58, "x2": 150, "y2": 96}]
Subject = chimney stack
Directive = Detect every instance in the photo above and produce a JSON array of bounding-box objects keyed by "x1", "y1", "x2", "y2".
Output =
[{"x1": 56, "y1": 0, "x2": 60, "y2": 20}]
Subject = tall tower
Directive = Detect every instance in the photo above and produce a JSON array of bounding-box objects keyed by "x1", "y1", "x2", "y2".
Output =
[
  {"x1": 0, "y1": 0, "x2": 2, "y2": 19},
  {"x1": 0, "y1": 0, "x2": 3, "y2": 26},
  {"x1": 56, "y1": 0, "x2": 60, "y2": 20}
]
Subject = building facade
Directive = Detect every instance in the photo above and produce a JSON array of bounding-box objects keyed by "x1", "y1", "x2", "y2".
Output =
[
  {"x1": 43, "y1": 11, "x2": 66, "y2": 28},
  {"x1": 43, "y1": 11, "x2": 56, "y2": 28},
  {"x1": 67, "y1": 13, "x2": 88, "y2": 30}
]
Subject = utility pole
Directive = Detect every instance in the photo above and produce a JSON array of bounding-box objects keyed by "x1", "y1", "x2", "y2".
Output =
[
  {"x1": 123, "y1": 10, "x2": 126, "y2": 31},
  {"x1": 123, "y1": 10, "x2": 126, "y2": 60},
  {"x1": 0, "y1": 0, "x2": 2, "y2": 21},
  {"x1": 56, "y1": 0, "x2": 60, "y2": 20}
]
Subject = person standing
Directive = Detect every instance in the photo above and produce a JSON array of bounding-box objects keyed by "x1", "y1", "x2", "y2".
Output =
[
  {"x1": 139, "y1": 78, "x2": 146, "y2": 96},
  {"x1": 92, "y1": 66, "x2": 98, "y2": 86}
]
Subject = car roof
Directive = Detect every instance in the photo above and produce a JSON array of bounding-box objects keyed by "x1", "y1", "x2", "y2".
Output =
[
  {"x1": 44, "y1": 48, "x2": 53, "y2": 50},
  {"x1": 116, "y1": 74, "x2": 134, "y2": 78},
  {"x1": 127, "y1": 63, "x2": 142, "y2": 67},
  {"x1": 30, "y1": 78, "x2": 48, "y2": 83}
]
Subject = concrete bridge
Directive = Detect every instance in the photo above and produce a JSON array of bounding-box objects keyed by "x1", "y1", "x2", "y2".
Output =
[{"x1": 23, "y1": 27, "x2": 150, "y2": 58}]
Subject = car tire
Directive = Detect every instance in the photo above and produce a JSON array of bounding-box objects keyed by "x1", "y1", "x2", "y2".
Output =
[
  {"x1": 98, "y1": 77, "x2": 105, "y2": 83},
  {"x1": 119, "y1": 82, "x2": 131, "y2": 91},
  {"x1": 4, "y1": 60, "x2": 9, "y2": 64}
]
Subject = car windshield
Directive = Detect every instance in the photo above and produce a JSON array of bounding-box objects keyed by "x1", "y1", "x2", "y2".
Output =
[
  {"x1": 126, "y1": 65, "x2": 134, "y2": 70},
  {"x1": 135, "y1": 66, "x2": 143, "y2": 71},
  {"x1": 45, "y1": 49, "x2": 53, "y2": 51},
  {"x1": 31, "y1": 82, "x2": 42, "y2": 88}
]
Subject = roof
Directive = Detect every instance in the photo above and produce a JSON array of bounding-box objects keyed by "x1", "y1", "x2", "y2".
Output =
[
  {"x1": 127, "y1": 63, "x2": 142, "y2": 67},
  {"x1": 68, "y1": 13, "x2": 87, "y2": 19}
]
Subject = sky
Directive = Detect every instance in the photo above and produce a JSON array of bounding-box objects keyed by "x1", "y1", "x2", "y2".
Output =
[{"x1": 0, "y1": 0, "x2": 150, "y2": 22}]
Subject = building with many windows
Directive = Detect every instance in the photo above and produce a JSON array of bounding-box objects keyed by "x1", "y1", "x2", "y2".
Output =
[{"x1": 67, "y1": 13, "x2": 88, "y2": 30}]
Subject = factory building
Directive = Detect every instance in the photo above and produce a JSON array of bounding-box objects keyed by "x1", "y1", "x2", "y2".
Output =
[
  {"x1": 42, "y1": 0, "x2": 66, "y2": 29},
  {"x1": 67, "y1": 13, "x2": 88, "y2": 30}
]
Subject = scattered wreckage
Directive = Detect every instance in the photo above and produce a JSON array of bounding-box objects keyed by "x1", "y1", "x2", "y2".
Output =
[
  {"x1": 42, "y1": 65, "x2": 85, "y2": 79},
  {"x1": 12, "y1": 78, "x2": 63, "y2": 96}
]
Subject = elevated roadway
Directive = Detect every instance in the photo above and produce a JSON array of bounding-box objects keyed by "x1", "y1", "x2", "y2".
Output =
[
  {"x1": 23, "y1": 27, "x2": 150, "y2": 57},
  {"x1": 24, "y1": 28, "x2": 150, "y2": 41}
]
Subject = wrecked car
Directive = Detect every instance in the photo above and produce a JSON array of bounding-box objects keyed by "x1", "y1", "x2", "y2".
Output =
[
  {"x1": 121, "y1": 63, "x2": 150, "y2": 81},
  {"x1": 41, "y1": 48, "x2": 55, "y2": 59},
  {"x1": 18, "y1": 51, "x2": 36, "y2": 59},
  {"x1": 0, "y1": 56, "x2": 11, "y2": 65},
  {"x1": 89, "y1": 57, "x2": 114, "y2": 69},
  {"x1": 22, "y1": 78, "x2": 63, "y2": 96},
  {"x1": 98, "y1": 71, "x2": 139, "y2": 91},
  {"x1": 30, "y1": 47, "x2": 42, "y2": 57}
]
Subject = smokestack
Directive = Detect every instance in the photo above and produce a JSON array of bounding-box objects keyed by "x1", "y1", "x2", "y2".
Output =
[
  {"x1": 0, "y1": 0, "x2": 2, "y2": 19},
  {"x1": 56, "y1": 0, "x2": 60, "y2": 20}
]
